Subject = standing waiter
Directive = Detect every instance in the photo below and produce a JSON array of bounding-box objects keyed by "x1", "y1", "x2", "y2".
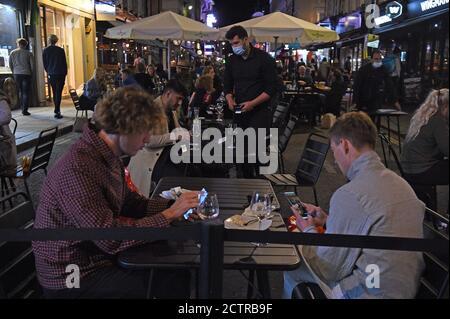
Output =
[{"x1": 224, "y1": 26, "x2": 277, "y2": 178}]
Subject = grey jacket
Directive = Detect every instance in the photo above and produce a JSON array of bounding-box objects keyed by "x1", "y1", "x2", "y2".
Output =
[
  {"x1": 401, "y1": 113, "x2": 449, "y2": 174},
  {"x1": 0, "y1": 99, "x2": 17, "y2": 169},
  {"x1": 303, "y1": 151, "x2": 425, "y2": 299},
  {"x1": 9, "y1": 48, "x2": 33, "y2": 75}
]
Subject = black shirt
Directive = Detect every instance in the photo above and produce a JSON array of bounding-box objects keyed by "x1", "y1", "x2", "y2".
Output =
[
  {"x1": 42, "y1": 45, "x2": 67, "y2": 76},
  {"x1": 223, "y1": 45, "x2": 277, "y2": 108},
  {"x1": 134, "y1": 73, "x2": 155, "y2": 94}
]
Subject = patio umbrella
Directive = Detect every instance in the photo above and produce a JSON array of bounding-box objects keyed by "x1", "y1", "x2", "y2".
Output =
[
  {"x1": 105, "y1": 11, "x2": 220, "y2": 78},
  {"x1": 220, "y1": 11, "x2": 338, "y2": 48}
]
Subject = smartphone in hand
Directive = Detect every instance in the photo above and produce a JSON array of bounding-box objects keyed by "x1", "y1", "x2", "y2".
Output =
[
  {"x1": 284, "y1": 192, "x2": 309, "y2": 219},
  {"x1": 234, "y1": 104, "x2": 242, "y2": 114}
]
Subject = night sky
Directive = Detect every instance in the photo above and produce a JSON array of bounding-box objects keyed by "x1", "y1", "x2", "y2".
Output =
[{"x1": 213, "y1": 0, "x2": 271, "y2": 27}]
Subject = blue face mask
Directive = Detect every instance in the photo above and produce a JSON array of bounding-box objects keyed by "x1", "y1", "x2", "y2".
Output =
[{"x1": 232, "y1": 45, "x2": 246, "y2": 56}]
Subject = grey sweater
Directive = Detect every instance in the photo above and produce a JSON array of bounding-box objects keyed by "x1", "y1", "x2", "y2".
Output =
[
  {"x1": 303, "y1": 151, "x2": 425, "y2": 299},
  {"x1": 9, "y1": 48, "x2": 33, "y2": 75},
  {"x1": 401, "y1": 114, "x2": 449, "y2": 174}
]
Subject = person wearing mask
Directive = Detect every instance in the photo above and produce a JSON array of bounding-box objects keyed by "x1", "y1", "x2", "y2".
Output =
[
  {"x1": 80, "y1": 68, "x2": 107, "y2": 111},
  {"x1": 43, "y1": 34, "x2": 67, "y2": 119},
  {"x1": 9, "y1": 38, "x2": 33, "y2": 115},
  {"x1": 401, "y1": 89, "x2": 449, "y2": 188},
  {"x1": 128, "y1": 80, "x2": 190, "y2": 196},
  {"x1": 352, "y1": 50, "x2": 396, "y2": 115},
  {"x1": 0, "y1": 89, "x2": 16, "y2": 170},
  {"x1": 32, "y1": 86, "x2": 198, "y2": 298},
  {"x1": 223, "y1": 25, "x2": 277, "y2": 178},
  {"x1": 134, "y1": 62, "x2": 155, "y2": 94},
  {"x1": 283, "y1": 112, "x2": 425, "y2": 299}
]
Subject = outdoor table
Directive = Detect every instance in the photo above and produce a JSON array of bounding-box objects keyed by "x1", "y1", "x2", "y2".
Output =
[
  {"x1": 117, "y1": 177, "x2": 300, "y2": 298},
  {"x1": 374, "y1": 109, "x2": 408, "y2": 153}
]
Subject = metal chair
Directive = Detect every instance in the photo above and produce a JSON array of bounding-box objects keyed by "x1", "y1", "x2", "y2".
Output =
[
  {"x1": 277, "y1": 113, "x2": 299, "y2": 173},
  {"x1": 0, "y1": 192, "x2": 41, "y2": 299},
  {"x1": 264, "y1": 133, "x2": 330, "y2": 206},
  {"x1": 0, "y1": 127, "x2": 58, "y2": 203},
  {"x1": 272, "y1": 102, "x2": 291, "y2": 130},
  {"x1": 69, "y1": 89, "x2": 89, "y2": 120}
]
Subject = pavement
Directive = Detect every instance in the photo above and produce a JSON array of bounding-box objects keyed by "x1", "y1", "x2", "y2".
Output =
[{"x1": 11, "y1": 98, "x2": 88, "y2": 153}]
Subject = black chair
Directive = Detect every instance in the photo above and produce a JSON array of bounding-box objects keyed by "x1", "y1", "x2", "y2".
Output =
[
  {"x1": 272, "y1": 102, "x2": 290, "y2": 129},
  {"x1": 10, "y1": 118, "x2": 17, "y2": 135},
  {"x1": 264, "y1": 133, "x2": 329, "y2": 206},
  {"x1": 0, "y1": 126, "x2": 58, "y2": 203},
  {"x1": 277, "y1": 113, "x2": 299, "y2": 173},
  {"x1": 294, "y1": 94, "x2": 321, "y2": 127},
  {"x1": 0, "y1": 192, "x2": 41, "y2": 299},
  {"x1": 69, "y1": 89, "x2": 89, "y2": 120}
]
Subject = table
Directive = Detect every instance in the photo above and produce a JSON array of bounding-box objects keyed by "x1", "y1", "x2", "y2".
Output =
[
  {"x1": 374, "y1": 109, "x2": 408, "y2": 153},
  {"x1": 118, "y1": 177, "x2": 300, "y2": 298}
]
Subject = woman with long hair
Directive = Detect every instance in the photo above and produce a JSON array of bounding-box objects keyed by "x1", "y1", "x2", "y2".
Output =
[
  {"x1": 80, "y1": 68, "x2": 107, "y2": 111},
  {"x1": 401, "y1": 89, "x2": 449, "y2": 186}
]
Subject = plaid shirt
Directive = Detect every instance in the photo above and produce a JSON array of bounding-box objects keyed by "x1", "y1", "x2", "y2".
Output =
[{"x1": 32, "y1": 125, "x2": 172, "y2": 290}]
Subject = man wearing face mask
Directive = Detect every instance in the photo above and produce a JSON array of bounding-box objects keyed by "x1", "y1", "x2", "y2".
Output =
[
  {"x1": 352, "y1": 50, "x2": 396, "y2": 115},
  {"x1": 128, "y1": 80, "x2": 190, "y2": 196},
  {"x1": 223, "y1": 26, "x2": 277, "y2": 178}
]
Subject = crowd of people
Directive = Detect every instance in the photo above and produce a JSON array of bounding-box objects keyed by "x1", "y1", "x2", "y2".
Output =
[{"x1": 0, "y1": 26, "x2": 448, "y2": 300}]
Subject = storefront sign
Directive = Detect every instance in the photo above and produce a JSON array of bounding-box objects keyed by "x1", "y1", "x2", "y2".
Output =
[
  {"x1": 374, "y1": 1, "x2": 404, "y2": 26},
  {"x1": 408, "y1": 0, "x2": 449, "y2": 17}
]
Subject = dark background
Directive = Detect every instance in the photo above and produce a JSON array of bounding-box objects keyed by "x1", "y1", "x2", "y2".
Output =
[{"x1": 213, "y1": 0, "x2": 271, "y2": 27}]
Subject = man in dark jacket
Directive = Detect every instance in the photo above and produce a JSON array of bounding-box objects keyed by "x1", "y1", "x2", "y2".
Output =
[
  {"x1": 352, "y1": 50, "x2": 396, "y2": 115},
  {"x1": 43, "y1": 34, "x2": 67, "y2": 119}
]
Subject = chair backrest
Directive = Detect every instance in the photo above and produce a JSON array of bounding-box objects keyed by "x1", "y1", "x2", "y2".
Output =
[
  {"x1": 69, "y1": 89, "x2": 80, "y2": 109},
  {"x1": 378, "y1": 133, "x2": 404, "y2": 177},
  {"x1": 10, "y1": 118, "x2": 17, "y2": 136},
  {"x1": 295, "y1": 133, "x2": 330, "y2": 185},
  {"x1": 278, "y1": 114, "x2": 299, "y2": 154},
  {"x1": 416, "y1": 208, "x2": 449, "y2": 299},
  {"x1": 272, "y1": 102, "x2": 290, "y2": 128},
  {"x1": 29, "y1": 126, "x2": 58, "y2": 174},
  {"x1": 0, "y1": 192, "x2": 40, "y2": 299}
]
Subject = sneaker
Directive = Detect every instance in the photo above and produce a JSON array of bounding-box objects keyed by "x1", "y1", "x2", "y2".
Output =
[
  {"x1": 54, "y1": 113, "x2": 63, "y2": 119},
  {"x1": 22, "y1": 111, "x2": 31, "y2": 116}
]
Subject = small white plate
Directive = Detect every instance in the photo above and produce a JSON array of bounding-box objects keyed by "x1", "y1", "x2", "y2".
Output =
[{"x1": 224, "y1": 215, "x2": 272, "y2": 231}]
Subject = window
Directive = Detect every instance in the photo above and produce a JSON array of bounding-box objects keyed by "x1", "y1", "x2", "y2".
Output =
[{"x1": 0, "y1": 3, "x2": 22, "y2": 74}]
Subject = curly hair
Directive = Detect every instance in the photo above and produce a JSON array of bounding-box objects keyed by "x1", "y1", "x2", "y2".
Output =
[
  {"x1": 94, "y1": 86, "x2": 166, "y2": 135},
  {"x1": 405, "y1": 89, "x2": 449, "y2": 142}
]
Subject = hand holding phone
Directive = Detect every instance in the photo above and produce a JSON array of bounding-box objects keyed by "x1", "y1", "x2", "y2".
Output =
[
  {"x1": 234, "y1": 104, "x2": 242, "y2": 114},
  {"x1": 284, "y1": 192, "x2": 308, "y2": 219}
]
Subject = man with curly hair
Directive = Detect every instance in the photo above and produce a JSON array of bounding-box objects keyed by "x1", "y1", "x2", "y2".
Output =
[{"x1": 33, "y1": 86, "x2": 199, "y2": 298}]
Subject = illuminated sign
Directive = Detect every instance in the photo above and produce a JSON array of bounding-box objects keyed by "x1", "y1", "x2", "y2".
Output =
[
  {"x1": 375, "y1": 1, "x2": 403, "y2": 26},
  {"x1": 420, "y1": 0, "x2": 449, "y2": 11},
  {"x1": 206, "y1": 13, "x2": 217, "y2": 28}
]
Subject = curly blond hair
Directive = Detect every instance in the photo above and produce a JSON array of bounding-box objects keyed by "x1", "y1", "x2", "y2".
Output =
[
  {"x1": 405, "y1": 89, "x2": 449, "y2": 142},
  {"x1": 94, "y1": 86, "x2": 166, "y2": 135}
]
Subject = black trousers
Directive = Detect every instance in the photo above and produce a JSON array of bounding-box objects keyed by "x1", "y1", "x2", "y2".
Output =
[
  {"x1": 233, "y1": 106, "x2": 271, "y2": 178},
  {"x1": 43, "y1": 265, "x2": 191, "y2": 299},
  {"x1": 404, "y1": 160, "x2": 449, "y2": 186},
  {"x1": 13, "y1": 74, "x2": 31, "y2": 112},
  {"x1": 48, "y1": 75, "x2": 66, "y2": 114}
]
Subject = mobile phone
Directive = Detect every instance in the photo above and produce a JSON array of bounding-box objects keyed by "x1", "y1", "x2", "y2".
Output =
[
  {"x1": 283, "y1": 192, "x2": 308, "y2": 219},
  {"x1": 183, "y1": 189, "x2": 208, "y2": 220},
  {"x1": 234, "y1": 104, "x2": 242, "y2": 114}
]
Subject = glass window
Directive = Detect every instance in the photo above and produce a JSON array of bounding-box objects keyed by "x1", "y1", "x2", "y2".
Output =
[{"x1": 0, "y1": 3, "x2": 22, "y2": 74}]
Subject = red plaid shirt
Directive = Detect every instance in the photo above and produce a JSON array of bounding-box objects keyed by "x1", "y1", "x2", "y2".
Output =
[{"x1": 32, "y1": 125, "x2": 172, "y2": 290}]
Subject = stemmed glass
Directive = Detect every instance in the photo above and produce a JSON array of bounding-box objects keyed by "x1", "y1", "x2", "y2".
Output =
[
  {"x1": 197, "y1": 193, "x2": 220, "y2": 220},
  {"x1": 216, "y1": 102, "x2": 224, "y2": 122},
  {"x1": 249, "y1": 192, "x2": 272, "y2": 226}
]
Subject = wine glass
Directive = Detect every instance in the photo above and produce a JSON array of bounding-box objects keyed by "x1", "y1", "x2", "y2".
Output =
[
  {"x1": 250, "y1": 192, "x2": 272, "y2": 221},
  {"x1": 216, "y1": 102, "x2": 224, "y2": 121},
  {"x1": 197, "y1": 193, "x2": 220, "y2": 220}
]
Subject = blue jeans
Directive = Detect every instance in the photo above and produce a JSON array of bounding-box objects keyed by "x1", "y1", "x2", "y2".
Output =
[{"x1": 13, "y1": 74, "x2": 31, "y2": 112}]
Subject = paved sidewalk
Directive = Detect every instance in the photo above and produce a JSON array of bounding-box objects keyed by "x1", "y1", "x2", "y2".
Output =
[{"x1": 11, "y1": 98, "x2": 88, "y2": 152}]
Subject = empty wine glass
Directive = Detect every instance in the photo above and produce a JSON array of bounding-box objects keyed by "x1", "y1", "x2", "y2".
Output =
[
  {"x1": 250, "y1": 192, "x2": 272, "y2": 221},
  {"x1": 216, "y1": 102, "x2": 224, "y2": 121},
  {"x1": 197, "y1": 193, "x2": 220, "y2": 220}
]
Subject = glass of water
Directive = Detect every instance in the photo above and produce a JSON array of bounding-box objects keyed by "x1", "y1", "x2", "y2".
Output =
[{"x1": 197, "y1": 193, "x2": 220, "y2": 220}]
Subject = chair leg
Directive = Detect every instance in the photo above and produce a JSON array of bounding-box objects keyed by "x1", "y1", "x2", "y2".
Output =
[
  {"x1": 313, "y1": 186, "x2": 319, "y2": 206},
  {"x1": 380, "y1": 138, "x2": 388, "y2": 168}
]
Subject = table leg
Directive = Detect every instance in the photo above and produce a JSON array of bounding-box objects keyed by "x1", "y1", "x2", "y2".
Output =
[
  {"x1": 397, "y1": 116, "x2": 402, "y2": 153},
  {"x1": 256, "y1": 270, "x2": 272, "y2": 299}
]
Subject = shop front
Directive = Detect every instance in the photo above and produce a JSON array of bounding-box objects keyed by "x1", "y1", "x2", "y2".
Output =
[{"x1": 35, "y1": 0, "x2": 97, "y2": 104}]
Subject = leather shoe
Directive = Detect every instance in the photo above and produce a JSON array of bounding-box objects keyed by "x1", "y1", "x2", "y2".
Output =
[
  {"x1": 54, "y1": 113, "x2": 63, "y2": 119},
  {"x1": 22, "y1": 111, "x2": 31, "y2": 116}
]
